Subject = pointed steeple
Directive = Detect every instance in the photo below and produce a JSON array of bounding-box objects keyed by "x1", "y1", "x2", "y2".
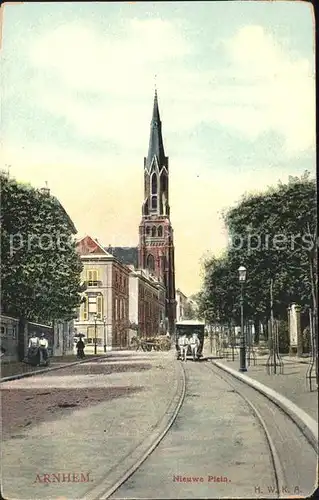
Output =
[{"x1": 146, "y1": 90, "x2": 166, "y2": 170}]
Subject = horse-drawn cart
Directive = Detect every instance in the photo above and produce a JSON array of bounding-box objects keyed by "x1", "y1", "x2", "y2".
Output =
[{"x1": 131, "y1": 336, "x2": 171, "y2": 352}]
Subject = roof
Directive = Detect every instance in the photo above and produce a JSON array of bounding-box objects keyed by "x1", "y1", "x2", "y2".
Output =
[
  {"x1": 106, "y1": 246, "x2": 138, "y2": 267},
  {"x1": 176, "y1": 289, "x2": 188, "y2": 300},
  {"x1": 175, "y1": 320, "x2": 205, "y2": 326},
  {"x1": 77, "y1": 236, "x2": 113, "y2": 256},
  {"x1": 145, "y1": 90, "x2": 168, "y2": 170}
]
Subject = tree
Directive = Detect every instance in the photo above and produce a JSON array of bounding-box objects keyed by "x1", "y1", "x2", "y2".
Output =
[
  {"x1": 1, "y1": 173, "x2": 83, "y2": 324},
  {"x1": 199, "y1": 173, "x2": 317, "y2": 345},
  {"x1": 183, "y1": 300, "x2": 197, "y2": 320},
  {"x1": 224, "y1": 174, "x2": 316, "y2": 316}
]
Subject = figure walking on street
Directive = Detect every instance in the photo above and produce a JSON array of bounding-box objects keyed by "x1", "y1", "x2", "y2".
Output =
[
  {"x1": 27, "y1": 333, "x2": 40, "y2": 365},
  {"x1": 39, "y1": 333, "x2": 49, "y2": 365},
  {"x1": 190, "y1": 333, "x2": 200, "y2": 361},
  {"x1": 76, "y1": 338, "x2": 85, "y2": 359},
  {"x1": 178, "y1": 334, "x2": 188, "y2": 362}
]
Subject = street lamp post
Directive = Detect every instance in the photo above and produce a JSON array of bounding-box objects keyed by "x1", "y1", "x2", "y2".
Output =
[
  {"x1": 238, "y1": 266, "x2": 247, "y2": 372},
  {"x1": 103, "y1": 316, "x2": 107, "y2": 353},
  {"x1": 94, "y1": 314, "x2": 98, "y2": 355}
]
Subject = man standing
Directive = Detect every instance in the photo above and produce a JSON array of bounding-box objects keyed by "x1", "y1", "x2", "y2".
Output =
[
  {"x1": 39, "y1": 333, "x2": 49, "y2": 365},
  {"x1": 178, "y1": 334, "x2": 188, "y2": 362},
  {"x1": 190, "y1": 333, "x2": 200, "y2": 361}
]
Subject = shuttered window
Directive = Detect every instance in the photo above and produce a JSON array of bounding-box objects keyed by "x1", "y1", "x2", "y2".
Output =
[
  {"x1": 83, "y1": 295, "x2": 88, "y2": 320},
  {"x1": 97, "y1": 295, "x2": 103, "y2": 319},
  {"x1": 87, "y1": 270, "x2": 99, "y2": 286}
]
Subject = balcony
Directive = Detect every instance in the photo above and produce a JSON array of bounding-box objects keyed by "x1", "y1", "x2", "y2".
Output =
[{"x1": 84, "y1": 280, "x2": 103, "y2": 288}]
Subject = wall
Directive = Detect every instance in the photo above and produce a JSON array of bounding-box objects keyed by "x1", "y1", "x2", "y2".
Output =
[{"x1": 0, "y1": 315, "x2": 19, "y2": 362}]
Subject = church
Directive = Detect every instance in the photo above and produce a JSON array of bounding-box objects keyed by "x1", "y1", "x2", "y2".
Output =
[
  {"x1": 106, "y1": 90, "x2": 177, "y2": 335},
  {"x1": 138, "y1": 89, "x2": 176, "y2": 334},
  {"x1": 74, "y1": 90, "x2": 177, "y2": 348}
]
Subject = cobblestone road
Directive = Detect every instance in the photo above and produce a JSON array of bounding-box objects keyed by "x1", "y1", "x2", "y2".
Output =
[{"x1": 1, "y1": 351, "x2": 179, "y2": 499}]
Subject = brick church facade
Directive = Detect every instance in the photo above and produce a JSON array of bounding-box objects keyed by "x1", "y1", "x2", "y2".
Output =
[{"x1": 138, "y1": 90, "x2": 176, "y2": 334}]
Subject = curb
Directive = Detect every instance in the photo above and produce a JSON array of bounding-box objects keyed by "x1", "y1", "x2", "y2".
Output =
[
  {"x1": 0, "y1": 356, "x2": 107, "y2": 383},
  {"x1": 82, "y1": 360, "x2": 186, "y2": 500},
  {"x1": 212, "y1": 360, "x2": 318, "y2": 453}
]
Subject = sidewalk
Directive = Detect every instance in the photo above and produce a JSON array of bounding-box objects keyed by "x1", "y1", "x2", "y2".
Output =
[
  {"x1": 0, "y1": 354, "x2": 107, "y2": 380},
  {"x1": 214, "y1": 353, "x2": 318, "y2": 421}
]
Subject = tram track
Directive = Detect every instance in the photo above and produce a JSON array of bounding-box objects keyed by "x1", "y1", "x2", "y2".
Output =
[
  {"x1": 206, "y1": 362, "x2": 318, "y2": 498},
  {"x1": 204, "y1": 363, "x2": 285, "y2": 498},
  {"x1": 99, "y1": 363, "x2": 316, "y2": 500},
  {"x1": 81, "y1": 359, "x2": 187, "y2": 500}
]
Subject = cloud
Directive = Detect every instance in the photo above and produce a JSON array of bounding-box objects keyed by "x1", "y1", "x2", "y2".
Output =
[
  {"x1": 2, "y1": 15, "x2": 316, "y2": 295},
  {"x1": 28, "y1": 19, "x2": 190, "y2": 95},
  {"x1": 24, "y1": 21, "x2": 315, "y2": 159},
  {"x1": 220, "y1": 25, "x2": 315, "y2": 154}
]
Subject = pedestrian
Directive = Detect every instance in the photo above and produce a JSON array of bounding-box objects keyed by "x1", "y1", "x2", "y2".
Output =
[
  {"x1": 76, "y1": 338, "x2": 85, "y2": 359},
  {"x1": 189, "y1": 333, "x2": 200, "y2": 361},
  {"x1": 39, "y1": 333, "x2": 49, "y2": 365},
  {"x1": 27, "y1": 333, "x2": 40, "y2": 365},
  {"x1": 178, "y1": 334, "x2": 188, "y2": 362}
]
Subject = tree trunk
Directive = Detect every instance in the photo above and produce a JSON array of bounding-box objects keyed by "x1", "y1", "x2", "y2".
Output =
[
  {"x1": 254, "y1": 318, "x2": 260, "y2": 344},
  {"x1": 18, "y1": 317, "x2": 27, "y2": 361},
  {"x1": 263, "y1": 319, "x2": 269, "y2": 341}
]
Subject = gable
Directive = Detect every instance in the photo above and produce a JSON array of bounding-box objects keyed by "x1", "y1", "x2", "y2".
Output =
[{"x1": 76, "y1": 236, "x2": 109, "y2": 255}]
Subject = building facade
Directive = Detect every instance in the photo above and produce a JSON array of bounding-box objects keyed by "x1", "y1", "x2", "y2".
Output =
[
  {"x1": 176, "y1": 289, "x2": 188, "y2": 322},
  {"x1": 138, "y1": 90, "x2": 176, "y2": 333},
  {"x1": 129, "y1": 266, "x2": 166, "y2": 338},
  {"x1": 75, "y1": 236, "x2": 130, "y2": 350},
  {"x1": 0, "y1": 315, "x2": 74, "y2": 362}
]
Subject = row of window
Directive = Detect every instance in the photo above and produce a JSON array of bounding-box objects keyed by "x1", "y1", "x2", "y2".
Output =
[
  {"x1": 82, "y1": 294, "x2": 104, "y2": 320},
  {"x1": 85, "y1": 269, "x2": 128, "y2": 289},
  {"x1": 150, "y1": 172, "x2": 168, "y2": 195},
  {"x1": 145, "y1": 225, "x2": 163, "y2": 237},
  {"x1": 115, "y1": 298, "x2": 127, "y2": 320},
  {"x1": 86, "y1": 270, "x2": 100, "y2": 287},
  {"x1": 114, "y1": 271, "x2": 128, "y2": 290},
  {"x1": 81, "y1": 294, "x2": 128, "y2": 322}
]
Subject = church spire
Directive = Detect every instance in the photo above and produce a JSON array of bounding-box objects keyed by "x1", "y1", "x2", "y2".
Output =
[{"x1": 146, "y1": 89, "x2": 166, "y2": 170}]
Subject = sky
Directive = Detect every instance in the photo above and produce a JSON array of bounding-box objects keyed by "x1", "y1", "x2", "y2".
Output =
[{"x1": 1, "y1": 1, "x2": 316, "y2": 296}]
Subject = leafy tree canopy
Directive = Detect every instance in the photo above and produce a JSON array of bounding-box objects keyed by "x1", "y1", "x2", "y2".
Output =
[
  {"x1": 199, "y1": 172, "x2": 317, "y2": 324},
  {"x1": 1, "y1": 173, "x2": 83, "y2": 323}
]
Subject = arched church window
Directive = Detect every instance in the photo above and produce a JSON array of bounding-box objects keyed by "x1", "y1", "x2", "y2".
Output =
[
  {"x1": 151, "y1": 196, "x2": 157, "y2": 210},
  {"x1": 151, "y1": 173, "x2": 158, "y2": 195},
  {"x1": 160, "y1": 172, "x2": 168, "y2": 194},
  {"x1": 158, "y1": 226, "x2": 163, "y2": 237},
  {"x1": 146, "y1": 226, "x2": 151, "y2": 235},
  {"x1": 146, "y1": 254, "x2": 155, "y2": 271},
  {"x1": 151, "y1": 226, "x2": 157, "y2": 237}
]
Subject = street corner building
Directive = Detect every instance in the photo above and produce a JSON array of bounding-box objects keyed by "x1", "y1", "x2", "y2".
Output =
[
  {"x1": 75, "y1": 236, "x2": 130, "y2": 350},
  {"x1": 138, "y1": 90, "x2": 176, "y2": 334}
]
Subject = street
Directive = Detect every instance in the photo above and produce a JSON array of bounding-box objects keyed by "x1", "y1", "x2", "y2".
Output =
[{"x1": 1, "y1": 347, "x2": 317, "y2": 499}]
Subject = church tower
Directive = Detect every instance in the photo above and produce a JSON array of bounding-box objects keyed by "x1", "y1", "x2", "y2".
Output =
[{"x1": 138, "y1": 90, "x2": 176, "y2": 333}]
